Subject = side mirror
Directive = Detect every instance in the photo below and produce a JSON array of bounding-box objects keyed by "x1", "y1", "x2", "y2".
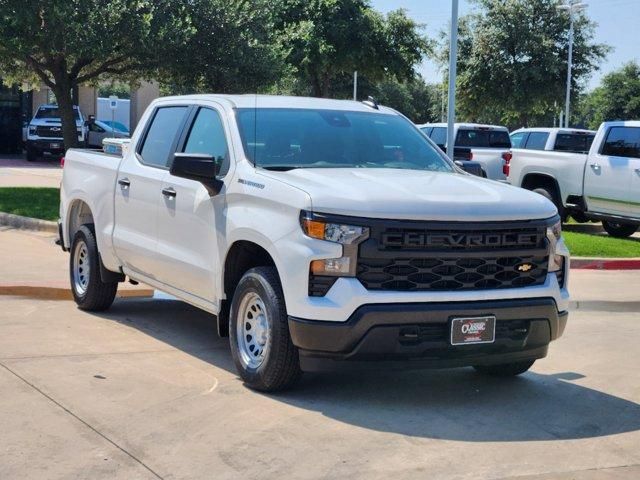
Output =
[{"x1": 170, "y1": 153, "x2": 223, "y2": 195}]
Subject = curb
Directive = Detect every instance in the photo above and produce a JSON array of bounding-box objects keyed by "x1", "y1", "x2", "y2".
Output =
[
  {"x1": 0, "y1": 212, "x2": 57, "y2": 233},
  {"x1": 571, "y1": 257, "x2": 640, "y2": 270},
  {"x1": 0, "y1": 284, "x2": 154, "y2": 301}
]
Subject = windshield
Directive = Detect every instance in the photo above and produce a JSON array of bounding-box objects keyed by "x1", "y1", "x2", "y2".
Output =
[
  {"x1": 35, "y1": 107, "x2": 80, "y2": 121},
  {"x1": 100, "y1": 120, "x2": 129, "y2": 133},
  {"x1": 236, "y1": 108, "x2": 453, "y2": 172},
  {"x1": 456, "y1": 128, "x2": 511, "y2": 148}
]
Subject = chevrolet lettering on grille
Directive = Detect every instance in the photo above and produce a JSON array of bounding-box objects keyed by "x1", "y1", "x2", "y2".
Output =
[{"x1": 380, "y1": 232, "x2": 542, "y2": 249}]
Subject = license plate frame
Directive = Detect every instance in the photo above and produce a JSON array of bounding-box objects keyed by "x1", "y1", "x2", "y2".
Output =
[{"x1": 450, "y1": 316, "x2": 496, "y2": 346}]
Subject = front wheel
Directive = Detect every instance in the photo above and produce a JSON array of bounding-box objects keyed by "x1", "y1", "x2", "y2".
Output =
[
  {"x1": 473, "y1": 360, "x2": 535, "y2": 377},
  {"x1": 602, "y1": 220, "x2": 638, "y2": 238},
  {"x1": 229, "y1": 267, "x2": 301, "y2": 392},
  {"x1": 70, "y1": 225, "x2": 118, "y2": 311}
]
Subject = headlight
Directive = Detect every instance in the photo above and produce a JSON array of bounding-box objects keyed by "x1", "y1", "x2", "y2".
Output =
[
  {"x1": 301, "y1": 212, "x2": 369, "y2": 279},
  {"x1": 29, "y1": 127, "x2": 36, "y2": 135},
  {"x1": 301, "y1": 216, "x2": 368, "y2": 245},
  {"x1": 547, "y1": 219, "x2": 564, "y2": 273}
]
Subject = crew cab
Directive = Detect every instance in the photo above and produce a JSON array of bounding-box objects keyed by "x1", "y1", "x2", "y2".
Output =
[
  {"x1": 59, "y1": 95, "x2": 569, "y2": 391},
  {"x1": 418, "y1": 122, "x2": 512, "y2": 180},
  {"x1": 26, "y1": 104, "x2": 87, "y2": 161},
  {"x1": 509, "y1": 122, "x2": 640, "y2": 237}
]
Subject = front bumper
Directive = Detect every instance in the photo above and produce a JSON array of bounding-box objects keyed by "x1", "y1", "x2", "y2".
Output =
[
  {"x1": 289, "y1": 297, "x2": 567, "y2": 371},
  {"x1": 27, "y1": 139, "x2": 65, "y2": 154}
]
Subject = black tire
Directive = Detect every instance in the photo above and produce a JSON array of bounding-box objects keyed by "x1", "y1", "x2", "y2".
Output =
[
  {"x1": 602, "y1": 220, "x2": 638, "y2": 238},
  {"x1": 473, "y1": 360, "x2": 535, "y2": 377},
  {"x1": 532, "y1": 187, "x2": 563, "y2": 218},
  {"x1": 26, "y1": 146, "x2": 38, "y2": 162},
  {"x1": 69, "y1": 225, "x2": 118, "y2": 311},
  {"x1": 229, "y1": 266, "x2": 301, "y2": 392}
]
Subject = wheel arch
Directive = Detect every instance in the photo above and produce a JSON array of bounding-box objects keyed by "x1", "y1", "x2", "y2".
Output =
[
  {"x1": 65, "y1": 198, "x2": 95, "y2": 247},
  {"x1": 521, "y1": 173, "x2": 564, "y2": 208}
]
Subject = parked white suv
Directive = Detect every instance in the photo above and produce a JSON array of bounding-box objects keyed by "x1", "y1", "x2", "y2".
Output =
[
  {"x1": 418, "y1": 123, "x2": 512, "y2": 180},
  {"x1": 509, "y1": 122, "x2": 640, "y2": 237},
  {"x1": 59, "y1": 95, "x2": 569, "y2": 391}
]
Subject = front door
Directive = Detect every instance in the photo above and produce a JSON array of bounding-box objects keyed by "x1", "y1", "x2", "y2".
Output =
[
  {"x1": 155, "y1": 105, "x2": 231, "y2": 305},
  {"x1": 112, "y1": 105, "x2": 190, "y2": 278},
  {"x1": 584, "y1": 126, "x2": 639, "y2": 217}
]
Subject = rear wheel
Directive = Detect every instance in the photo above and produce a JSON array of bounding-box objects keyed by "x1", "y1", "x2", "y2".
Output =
[
  {"x1": 532, "y1": 186, "x2": 563, "y2": 219},
  {"x1": 70, "y1": 225, "x2": 118, "y2": 311},
  {"x1": 473, "y1": 360, "x2": 535, "y2": 377},
  {"x1": 229, "y1": 267, "x2": 301, "y2": 391},
  {"x1": 602, "y1": 220, "x2": 638, "y2": 238}
]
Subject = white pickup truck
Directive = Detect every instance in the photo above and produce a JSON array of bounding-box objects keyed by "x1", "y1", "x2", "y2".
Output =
[
  {"x1": 59, "y1": 95, "x2": 569, "y2": 391},
  {"x1": 418, "y1": 122, "x2": 512, "y2": 180},
  {"x1": 509, "y1": 122, "x2": 640, "y2": 237}
]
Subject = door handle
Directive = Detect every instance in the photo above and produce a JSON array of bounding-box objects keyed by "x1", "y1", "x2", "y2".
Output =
[
  {"x1": 161, "y1": 187, "x2": 177, "y2": 199},
  {"x1": 590, "y1": 163, "x2": 601, "y2": 171},
  {"x1": 118, "y1": 177, "x2": 130, "y2": 188}
]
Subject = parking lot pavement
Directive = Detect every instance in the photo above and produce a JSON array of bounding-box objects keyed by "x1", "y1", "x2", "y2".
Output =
[
  {"x1": 0, "y1": 295, "x2": 639, "y2": 480},
  {"x1": 0, "y1": 154, "x2": 62, "y2": 188}
]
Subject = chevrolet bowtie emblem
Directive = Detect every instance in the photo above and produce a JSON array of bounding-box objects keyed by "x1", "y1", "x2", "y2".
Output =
[{"x1": 517, "y1": 263, "x2": 533, "y2": 272}]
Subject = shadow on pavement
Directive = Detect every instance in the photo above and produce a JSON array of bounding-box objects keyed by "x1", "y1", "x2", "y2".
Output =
[{"x1": 96, "y1": 297, "x2": 640, "y2": 443}]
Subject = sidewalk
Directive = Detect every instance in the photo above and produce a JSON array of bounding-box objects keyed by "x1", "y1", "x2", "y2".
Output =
[{"x1": 0, "y1": 227, "x2": 151, "y2": 299}]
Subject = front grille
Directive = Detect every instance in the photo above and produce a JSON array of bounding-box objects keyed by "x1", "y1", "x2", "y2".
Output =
[
  {"x1": 36, "y1": 126, "x2": 63, "y2": 138},
  {"x1": 357, "y1": 219, "x2": 550, "y2": 292},
  {"x1": 399, "y1": 319, "x2": 530, "y2": 345},
  {"x1": 357, "y1": 255, "x2": 548, "y2": 291}
]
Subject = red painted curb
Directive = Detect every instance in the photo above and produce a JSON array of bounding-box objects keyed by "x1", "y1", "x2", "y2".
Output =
[{"x1": 571, "y1": 258, "x2": 640, "y2": 270}]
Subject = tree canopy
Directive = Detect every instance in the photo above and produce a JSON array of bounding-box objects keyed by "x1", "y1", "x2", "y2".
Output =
[
  {"x1": 439, "y1": 0, "x2": 609, "y2": 129},
  {"x1": 576, "y1": 61, "x2": 640, "y2": 129}
]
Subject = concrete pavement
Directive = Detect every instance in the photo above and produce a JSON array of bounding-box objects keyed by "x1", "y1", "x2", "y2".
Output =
[
  {"x1": 0, "y1": 154, "x2": 62, "y2": 188},
  {"x1": 0, "y1": 296, "x2": 639, "y2": 480}
]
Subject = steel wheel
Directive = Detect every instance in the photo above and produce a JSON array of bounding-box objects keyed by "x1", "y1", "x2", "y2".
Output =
[
  {"x1": 72, "y1": 239, "x2": 90, "y2": 296},
  {"x1": 236, "y1": 292, "x2": 270, "y2": 369}
]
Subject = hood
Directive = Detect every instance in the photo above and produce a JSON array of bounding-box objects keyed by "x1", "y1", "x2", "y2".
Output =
[
  {"x1": 265, "y1": 168, "x2": 557, "y2": 222},
  {"x1": 29, "y1": 118, "x2": 83, "y2": 127}
]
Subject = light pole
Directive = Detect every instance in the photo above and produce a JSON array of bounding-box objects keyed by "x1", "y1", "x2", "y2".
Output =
[
  {"x1": 557, "y1": 1, "x2": 587, "y2": 128},
  {"x1": 446, "y1": 0, "x2": 459, "y2": 160}
]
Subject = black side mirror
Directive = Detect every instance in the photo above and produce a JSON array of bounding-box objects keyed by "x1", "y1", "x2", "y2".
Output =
[{"x1": 170, "y1": 153, "x2": 223, "y2": 195}]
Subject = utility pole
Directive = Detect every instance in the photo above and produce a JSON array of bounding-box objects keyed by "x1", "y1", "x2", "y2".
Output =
[
  {"x1": 353, "y1": 71, "x2": 358, "y2": 101},
  {"x1": 557, "y1": 1, "x2": 587, "y2": 128},
  {"x1": 446, "y1": 0, "x2": 459, "y2": 160}
]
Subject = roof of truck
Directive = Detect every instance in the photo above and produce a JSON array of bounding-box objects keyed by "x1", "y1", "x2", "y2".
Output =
[
  {"x1": 510, "y1": 127, "x2": 596, "y2": 135},
  {"x1": 418, "y1": 122, "x2": 509, "y2": 131},
  {"x1": 154, "y1": 94, "x2": 398, "y2": 114}
]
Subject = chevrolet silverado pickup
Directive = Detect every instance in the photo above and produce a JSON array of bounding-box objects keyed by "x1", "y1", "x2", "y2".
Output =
[
  {"x1": 509, "y1": 122, "x2": 640, "y2": 237},
  {"x1": 26, "y1": 104, "x2": 87, "y2": 161},
  {"x1": 59, "y1": 95, "x2": 569, "y2": 391}
]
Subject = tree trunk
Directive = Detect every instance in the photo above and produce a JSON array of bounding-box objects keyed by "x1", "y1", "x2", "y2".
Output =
[{"x1": 52, "y1": 83, "x2": 80, "y2": 150}]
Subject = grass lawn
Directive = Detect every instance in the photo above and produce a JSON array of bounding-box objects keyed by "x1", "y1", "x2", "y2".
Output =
[
  {"x1": 0, "y1": 187, "x2": 60, "y2": 221},
  {"x1": 563, "y1": 231, "x2": 640, "y2": 258}
]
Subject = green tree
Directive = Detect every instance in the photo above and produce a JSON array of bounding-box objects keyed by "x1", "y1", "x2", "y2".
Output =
[
  {"x1": 369, "y1": 77, "x2": 441, "y2": 124},
  {"x1": 0, "y1": 0, "x2": 191, "y2": 148},
  {"x1": 576, "y1": 62, "x2": 640, "y2": 129},
  {"x1": 438, "y1": 0, "x2": 609, "y2": 129},
  {"x1": 276, "y1": 1, "x2": 431, "y2": 97}
]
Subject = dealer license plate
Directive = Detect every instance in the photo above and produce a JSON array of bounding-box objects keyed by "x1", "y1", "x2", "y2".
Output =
[
  {"x1": 450, "y1": 316, "x2": 496, "y2": 345},
  {"x1": 50, "y1": 142, "x2": 61, "y2": 149}
]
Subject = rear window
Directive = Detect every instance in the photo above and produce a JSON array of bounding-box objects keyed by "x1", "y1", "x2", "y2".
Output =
[
  {"x1": 455, "y1": 129, "x2": 511, "y2": 148},
  {"x1": 601, "y1": 127, "x2": 640, "y2": 158},
  {"x1": 524, "y1": 132, "x2": 549, "y2": 150},
  {"x1": 553, "y1": 133, "x2": 595, "y2": 153}
]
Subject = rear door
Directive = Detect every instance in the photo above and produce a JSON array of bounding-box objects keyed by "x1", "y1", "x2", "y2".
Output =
[
  {"x1": 112, "y1": 105, "x2": 190, "y2": 277},
  {"x1": 584, "y1": 126, "x2": 640, "y2": 218},
  {"x1": 154, "y1": 104, "x2": 231, "y2": 305}
]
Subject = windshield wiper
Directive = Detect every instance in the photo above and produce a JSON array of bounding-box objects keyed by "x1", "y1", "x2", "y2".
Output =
[{"x1": 260, "y1": 165, "x2": 302, "y2": 171}]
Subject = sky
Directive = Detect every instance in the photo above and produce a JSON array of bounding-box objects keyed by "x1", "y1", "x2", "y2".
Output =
[{"x1": 371, "y1": 0, "x2": 640, "y2": 91}]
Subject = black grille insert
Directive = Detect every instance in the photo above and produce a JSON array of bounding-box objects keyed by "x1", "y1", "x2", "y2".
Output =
[{"x1": 399, "y1": 319, "x2": 531, "y2": 345}]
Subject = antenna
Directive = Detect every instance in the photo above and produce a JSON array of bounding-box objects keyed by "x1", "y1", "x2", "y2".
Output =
[{"x1": 362, "y1": 96, "x2": 379, "y2": 110}]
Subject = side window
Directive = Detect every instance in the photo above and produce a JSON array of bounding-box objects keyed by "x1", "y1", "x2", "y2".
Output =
[
  {"x1": 510, "y1": 132, "x2": 528, "y2": 148},
  {"x1": 89, "y1": 123, "x2": 105, "y2": 133},
  {"x1": 430, "y1": 127, "x2": 447, "y2": 146},
  {"x1": 182, "y1": 108, "x2": 230, "y2": 175},
  {"x1": 524, "y1": 132, "x2": 549, "y2": 150},
  {"x1": 139, "y1": 106, "x2": 188, "y2": 168},
  {"x1": 601, "y1": 127, "x2": 640, "y2": 158}
]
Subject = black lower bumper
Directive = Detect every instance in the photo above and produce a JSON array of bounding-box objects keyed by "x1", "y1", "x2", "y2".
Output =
[{"x1": 289, "y1": 298, "x2": 567, "y2": 371}]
